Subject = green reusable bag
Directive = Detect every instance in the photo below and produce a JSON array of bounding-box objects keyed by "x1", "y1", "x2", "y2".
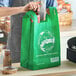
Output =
[{"x1": 20, "y1": 7, "x2": 61, "y2": 70}]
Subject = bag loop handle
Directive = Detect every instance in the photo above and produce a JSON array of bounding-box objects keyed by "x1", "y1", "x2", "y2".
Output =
[{"x1": 25, "y1": 11, "x2": 38, "y2": 23}]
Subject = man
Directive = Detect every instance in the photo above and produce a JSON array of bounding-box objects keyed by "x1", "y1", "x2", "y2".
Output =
[
  {"x1": 0, "y1": 0, "x2": 40, "y2": 63},
  {"x1": 0, "y1": 0, "x2": 57, "y2": 63}
]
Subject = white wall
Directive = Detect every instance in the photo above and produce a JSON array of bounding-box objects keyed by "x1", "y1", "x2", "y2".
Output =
[
  {"x1": 60, "y1": 31, "x2": 76, "y2": 61},
  {"x1": 64, "y1": 0, "x2": 76, "y2": 19}
]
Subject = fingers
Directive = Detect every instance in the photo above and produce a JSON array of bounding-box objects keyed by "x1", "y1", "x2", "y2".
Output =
[
  {"x1": 29, "y1": 2, "x2": 41, "y2": 12},
  {"x1": 36, "y1": 1, "x2": 41, "y2": 4},
  {"x1": 29, "y1": 3, "x2": 34, "y2": 10},
  {"x1": 37, "y1": 4, "x2": 41, "y2": 12}
]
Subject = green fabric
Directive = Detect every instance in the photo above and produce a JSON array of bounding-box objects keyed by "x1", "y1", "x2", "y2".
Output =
[{"x1": 20, "y1": 7, "x2": 61, "y2": 70}]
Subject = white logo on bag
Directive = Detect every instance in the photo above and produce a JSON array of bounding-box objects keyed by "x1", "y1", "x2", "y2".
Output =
[
  {"x1": 38, "y1": 31, "x2": 55, "y2": 52},
  {"x1": 40, "y1": 39, "x2": 55, "y2": 52}
]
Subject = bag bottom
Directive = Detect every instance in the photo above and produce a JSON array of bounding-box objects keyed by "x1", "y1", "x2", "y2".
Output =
[{"x1": 21, "y1": 62, "x2": 61, "y2": 70}]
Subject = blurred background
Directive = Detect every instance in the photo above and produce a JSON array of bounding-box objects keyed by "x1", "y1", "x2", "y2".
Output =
[
  {"x1": 0, "y1": 0, "x2": 76, "y2": 61},
  {"x1": 65, "y1": 0, "x2": 76, "y2": 19}
]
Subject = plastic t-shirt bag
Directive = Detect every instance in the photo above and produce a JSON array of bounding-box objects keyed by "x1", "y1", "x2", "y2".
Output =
[{"x1": 21, "y1": 7, "x2": 61, "y2": 70}]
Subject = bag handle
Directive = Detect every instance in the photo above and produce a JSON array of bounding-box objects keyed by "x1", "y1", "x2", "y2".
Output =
[
  {"x1": 44, "y1": 7, "x2": 57, "y2": 23},
  {"x1": 48, "y1": 7, "x2": 59, "y2": 26},
  {"x1": 25, "y1": 11, "x2": 38, "y2": 23},
  {"x1": 48, "y1": 7, "x2": 58, "y2": 19}
]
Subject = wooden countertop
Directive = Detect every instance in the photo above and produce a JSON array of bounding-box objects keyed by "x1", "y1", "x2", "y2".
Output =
[
  {"x1": 60, "y1": 20, "x2": 76, "y2": 32},
  {"x1": 0, "y1": 61, "x2": 76, "y2": 76},
  {"x1": 60, "y1": 20, "x2": 76, "y2": 37}
]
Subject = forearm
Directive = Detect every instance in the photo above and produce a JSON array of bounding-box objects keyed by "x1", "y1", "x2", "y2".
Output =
[{"x1": 0, "y1": 7, "x2": 25, "y2": 17}]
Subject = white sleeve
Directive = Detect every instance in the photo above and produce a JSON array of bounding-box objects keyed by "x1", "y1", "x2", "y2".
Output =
[
  {"x1": 0, "y1": 0, "x2": 9, "y2": 7},
  {"x1": 53, "y1": 0, "x2": 58, "y2": 7}
]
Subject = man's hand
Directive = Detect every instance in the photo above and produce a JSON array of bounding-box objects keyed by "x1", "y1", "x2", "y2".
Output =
[
  {"x1": 0, "y1": 2, "x2": 41, "y2": 17},
  {"x1": 22, "y1": 2, "x2": 41, "y2": 12}
]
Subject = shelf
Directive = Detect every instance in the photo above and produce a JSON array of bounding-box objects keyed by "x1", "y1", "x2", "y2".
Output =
[{"x1": 0, "y1": 61, "x2": 76, "y2": 76}]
